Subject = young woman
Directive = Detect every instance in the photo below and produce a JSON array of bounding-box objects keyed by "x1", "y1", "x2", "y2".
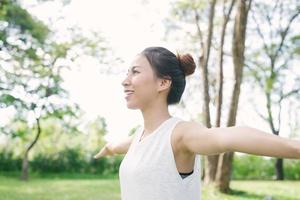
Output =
[{"x1": 94, "y1": 47, "x2": 300, "y2": 200}]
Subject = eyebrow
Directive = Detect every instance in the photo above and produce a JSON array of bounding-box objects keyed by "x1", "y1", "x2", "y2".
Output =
[{"x1": 127, "y1": 66, "x2": 141, "y2": 72}]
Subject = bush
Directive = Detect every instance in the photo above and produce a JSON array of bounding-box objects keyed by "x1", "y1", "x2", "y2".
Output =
[
  {"x1": 0, "y1": 151, "x2": 22, "y2": 171},
  {"x1": 1, "y1": 149, "x2": 300, "y2": 179},
  {"x1": 31, "y1": 148, "x2": 83, "y2": 173},
  {"x1": 284, "y1": 159, "x2": 300, "y2": 180},
  {"x1": 0, "y1": 143, "x2": 125, "y2": 175},
  {"x1": 88, "y1": 155, "x2": 123, "y2": 175},
  {"x1": 30, "y1": 147, "x2": 123, "y2": 174},
  {"x1": 233, "y1": 155, "x2": 300, "y2": 180}
]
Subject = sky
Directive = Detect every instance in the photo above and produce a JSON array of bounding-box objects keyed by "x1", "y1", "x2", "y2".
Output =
[
  {"x1": 1, "y1": 0, "x2": 298, "y2": 144},
  {"x1": 23, "y1": 0, "x2": 179, "y2": 141}
]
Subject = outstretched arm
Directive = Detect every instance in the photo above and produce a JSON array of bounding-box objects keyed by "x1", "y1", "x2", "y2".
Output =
[
  {"x1": 180, "y1": 122, "x2": 300, "y2": 159},
  {"x1": 93, "y1": 135, "x2": 134, "y2": 159}
]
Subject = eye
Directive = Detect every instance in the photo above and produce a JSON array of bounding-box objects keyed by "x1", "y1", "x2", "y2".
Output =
[{"x1": 132, "y1": 70, "x2": 139, "y2": 74}]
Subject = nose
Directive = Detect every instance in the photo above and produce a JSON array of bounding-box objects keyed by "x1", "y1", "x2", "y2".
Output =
[{"x1": 122, "y1": 74, "x2": 130, "y2": 87}]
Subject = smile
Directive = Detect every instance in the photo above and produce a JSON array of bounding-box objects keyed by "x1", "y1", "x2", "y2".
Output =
[{"x1": 124, "y1": 90, "x2": 134, "y2": 100}]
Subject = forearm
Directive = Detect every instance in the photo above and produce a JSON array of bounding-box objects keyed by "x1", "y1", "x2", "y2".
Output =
[
  {"x1": 107, "y1": 136, "x2": 133, "y2": 155},
  {"x1": 108, "y1": 142, "x2": 127, "y2": 155},
  {"x1": 219, "y1": 126, "x2": 300, "y2": 159},
  {"x1": 94, "y1": 136, "x2": 133, "y2": 159}
]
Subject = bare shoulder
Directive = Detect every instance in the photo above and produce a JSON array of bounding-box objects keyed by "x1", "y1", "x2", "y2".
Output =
[
  {"x1": 174, "y1": 120, "x2": 206, "y2": 137},
  {"x1": 172, "y1": 120, "x2": 207, "y2": 152}
]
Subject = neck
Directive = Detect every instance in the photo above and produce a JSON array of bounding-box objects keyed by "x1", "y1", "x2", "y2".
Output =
[{"x1": 140, "y1": 100, "x2": 171, "y2": 135}]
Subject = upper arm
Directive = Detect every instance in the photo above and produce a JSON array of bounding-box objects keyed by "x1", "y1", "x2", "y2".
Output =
[
  {"x1": 179, "y1": 121, "x2": 229, "y2": 155},
  {"x1": 180, "y1": 123, "x2": 300, "y2": 159}
]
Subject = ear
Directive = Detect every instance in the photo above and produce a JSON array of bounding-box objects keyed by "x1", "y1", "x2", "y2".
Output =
[{"x1": 157, "y1": 78, "x2": 172, "y2": 93}]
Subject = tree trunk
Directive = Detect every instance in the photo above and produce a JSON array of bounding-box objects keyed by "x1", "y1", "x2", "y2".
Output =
[
  {"x1": 198, "y1": 0, "x2": 217, "y2": 185},
  {"x1": 20, "y1": 118, "x2": 41, "y2": 181},
  {"x1": 216, "y1": 152, "x2": 234, "y2": 193},
  {"x1": 216, "y1": 0, "x2": 235, "y2": 128},
  {"x1": 21, "y1": 152, "x2": 29, "y2": 181},
  {"x1": 204, "y1": 155, "x2": 219, "y2": 184},
  {"x1": 216, "y1": 0, "x2": 251, "y2": 193},
  {"x1": 266, "y1": 93, "x2": 285, "y2": 180},
  {"x1": 208, "y1": 1, "x2": 236, "y2": 186},
  {"x1": 275, "y1": 158, "x2": 284, "y2": 180}
]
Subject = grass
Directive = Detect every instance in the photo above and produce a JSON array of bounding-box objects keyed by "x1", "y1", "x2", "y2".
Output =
[
  {"x1": 0, "y1": 174, "x2": 120, "y2": 200},
  {"x1": 203, "y1": 181, "x2": 300, "y2": 200},
  {"x1": 0, "y1": 173, "x2": 300, "y2": 200}
]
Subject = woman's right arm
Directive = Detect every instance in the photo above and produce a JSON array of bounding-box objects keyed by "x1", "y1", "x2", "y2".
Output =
[
  {"x1": 93, "y1": 135, "x2": 134, "y2": 159},
  {"x1": 180, "y1": 121, "x2": 300, "y2": 158}
]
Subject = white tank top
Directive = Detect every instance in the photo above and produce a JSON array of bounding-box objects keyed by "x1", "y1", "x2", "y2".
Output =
[{"x1": 119, "y1": 117, "x2": 201, "y2": 200}]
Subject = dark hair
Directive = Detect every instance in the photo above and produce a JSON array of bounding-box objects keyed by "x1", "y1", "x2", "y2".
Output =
[{"x1": 141, "y1": 47, "x2": 196, "y2": 105}]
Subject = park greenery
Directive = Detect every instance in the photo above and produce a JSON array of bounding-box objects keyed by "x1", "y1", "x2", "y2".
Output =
[{"x1": 0, "y1": 0, "x2": 300, "y2": 198}]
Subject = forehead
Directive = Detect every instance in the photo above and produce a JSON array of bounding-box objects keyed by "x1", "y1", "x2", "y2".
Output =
[{"x1": 128, "y1": 54, "x2": 152, "y2": 70}]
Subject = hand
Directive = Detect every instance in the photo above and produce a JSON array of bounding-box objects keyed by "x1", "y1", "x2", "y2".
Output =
[{"x1": 93, "y1": 143, "x2": 114, "y2": 159}]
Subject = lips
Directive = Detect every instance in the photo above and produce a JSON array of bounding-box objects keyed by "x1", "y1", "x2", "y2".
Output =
[{"x1": 124, "y1": 89, "x2": 134, "y2": 99}]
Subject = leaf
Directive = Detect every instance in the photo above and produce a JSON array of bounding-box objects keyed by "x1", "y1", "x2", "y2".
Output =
[{"x1": 0, "y1": 93, "x2": 17, "y2": 107}]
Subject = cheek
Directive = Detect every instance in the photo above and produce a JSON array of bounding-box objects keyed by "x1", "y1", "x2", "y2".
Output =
[{"x1": 133, "y1": 76, "x2": 157, "y2": 97}]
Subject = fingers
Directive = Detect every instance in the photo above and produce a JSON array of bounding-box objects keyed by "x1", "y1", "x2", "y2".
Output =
[{"x1": 93, "y1": 143, "x2": 115, "y2": 159}]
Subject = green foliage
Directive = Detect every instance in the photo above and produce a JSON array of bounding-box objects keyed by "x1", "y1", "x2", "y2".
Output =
[
  {"x1": 291, "y1": 35, "x2": 300, "y2": 55},
  {"x1": 0, "y1": 94, "x2": 22, "y2": 108},
  {"x1": 31, "y1": 147, "x2": 85, "y2": 173},
  {"x1": 128, "y1": 125, "x2": 141, "y2": 136},
  {"x1": 0, "y1": 115, "x2": 118, "y2": 175},
  {"x1": 30, "y1": 149, "x2": 123, "y2": 175},
  {"x1": 172, "y1": 0, "x2": 207, "y2": 21},
  {"x1": 0, "y1": 148, "x2": 123, "y2": 175},
  {"x1": 89, "y1": 155, "x2": 123, "y2": 175},
  {"x1": 0, "y1": 118, "x2": 33, "y2": 141},
  {"x1": 284, "y1": 160, "x2": 300, "y2": 180},
  {"x1": 0, "y1": 151, "x2": 22, "y2": 171},
  {"x1": 232, "y1": 155, "x2": 274, "y2": 180},
  {"x1": 0, "y1": 0, "x2": 83, "y2": 153},
  {"x1": 233, "y1": 155, "x2": 300, "y2": 180},
  {"x1": 0, "y1": 0, "x2": 49, "y2": 46},
  {"x1": 246, "y1": 0, "x2": 300, "y2": 98},
  {"x1": 2, "y1": 150, "x2": 300, "y2": 179}
]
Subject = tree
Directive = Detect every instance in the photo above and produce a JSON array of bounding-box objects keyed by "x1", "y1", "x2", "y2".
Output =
[
  {"x1": 245, "y1": 0, "x2": 300, "y2": 180},
  {"x1": 169, "y1": 0, "x2": 252, "y2": 192},
  {"x1": 215, "y1": 0, "x2": 252, "y2": 192},
  {"x1": 198, "y1": 0, "x2": 236, "y2": 186},
  {"x1": 170, "y1": 0, "x2": 219, "y2": 184},
  {"x1": 0, "y1": 0, "x2": 110, "y2": 180},
  {"x1": 85, "y1": 116, "x2": 108, "y2": 153}
]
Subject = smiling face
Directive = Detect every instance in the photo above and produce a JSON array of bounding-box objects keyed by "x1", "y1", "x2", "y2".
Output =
[{"x1": 121, "y1": 54, "x2": 170, "y2": 110}]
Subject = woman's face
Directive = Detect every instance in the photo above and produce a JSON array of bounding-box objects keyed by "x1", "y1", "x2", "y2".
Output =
[{"x1": 121, "y1": 54, "x2": 162, "y2": 110}]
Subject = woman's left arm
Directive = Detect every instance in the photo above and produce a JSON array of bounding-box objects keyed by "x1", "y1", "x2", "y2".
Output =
[{"x1": 181, "y1": 122, "x2": 300, "y2": 159}]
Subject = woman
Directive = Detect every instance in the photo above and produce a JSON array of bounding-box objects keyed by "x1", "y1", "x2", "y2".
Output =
[{"x1": 94, "y1": 47, "x2": 300, "y2": 200}]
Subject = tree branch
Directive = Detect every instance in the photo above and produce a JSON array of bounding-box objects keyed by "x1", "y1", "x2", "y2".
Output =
[
  {"x1": 274, "y1": 10, "x2": 300, "y2": 61},
  {"x1": 280, "y1": 88, "x2": 300, "y2": 101},
  {"x1": 194, "y1": 9, "x2": 204, "y2": 49}
]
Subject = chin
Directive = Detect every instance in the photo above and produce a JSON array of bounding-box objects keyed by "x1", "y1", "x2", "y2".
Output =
[{"x1": 126, "y1": 103, "x2": 140, "y2": 110}]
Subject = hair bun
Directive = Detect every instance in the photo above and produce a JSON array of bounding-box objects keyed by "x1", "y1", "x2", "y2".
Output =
[{"x1": 177, "y1": 53, "x2": 196, "y2": 76}]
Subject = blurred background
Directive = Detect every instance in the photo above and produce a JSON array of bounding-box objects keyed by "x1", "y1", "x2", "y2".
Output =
[{"x1": 0, "y1": 0, "x2": 300, "y2": 199}]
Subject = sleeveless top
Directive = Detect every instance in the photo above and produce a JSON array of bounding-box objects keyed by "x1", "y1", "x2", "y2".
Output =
[{"x1": 119, "y1": 117, "x2": 201, "y2": 200}]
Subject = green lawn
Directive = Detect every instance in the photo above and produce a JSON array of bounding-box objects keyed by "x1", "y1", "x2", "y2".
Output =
[{"x1": 0, "y1": 175, "x2": 300, "y2": 200}]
